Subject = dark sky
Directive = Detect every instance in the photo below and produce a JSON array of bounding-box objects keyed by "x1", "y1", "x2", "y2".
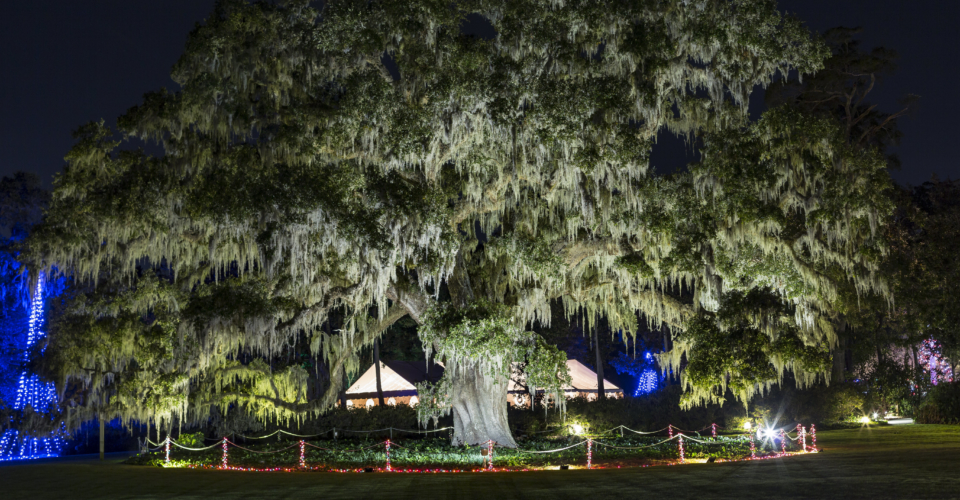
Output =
[{"x1": 1, "y1": 1, "x2": 956, "y2": 188}]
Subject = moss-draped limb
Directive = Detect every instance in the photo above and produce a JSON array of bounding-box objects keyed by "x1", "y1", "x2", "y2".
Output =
[{"x1": 316, "y1": 302, "x2": 409, "y2": 411}]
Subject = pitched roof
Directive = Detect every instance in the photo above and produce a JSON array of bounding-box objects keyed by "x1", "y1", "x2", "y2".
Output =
[
  {"x1": 564, "y1": 359, "x2": 621, "y2": 392},
  {"x1": 347, "y1": 358, "x2": 620, "y2": 395},
  {"x1": 508, "y1": 359, "x2": 621, "y2": 393},
  {"x1": 345, "y1": 360, "x2": 443, "y2": 394}
]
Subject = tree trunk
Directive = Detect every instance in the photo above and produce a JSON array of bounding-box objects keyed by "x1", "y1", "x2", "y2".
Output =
[
  {"x1": 911, "y1": 344, "x2": 921, "y2": 380},
  {"x1": 339, "y1": 366, "x2": 348, "y2": 410},
  {"x1": 447, "y1": 359, "x2": 517, "y2": 448},
  {"x1": 99, "y1": 416, "x2": 105, "y2": 461},
  {"x1": 374, "y1": 339, "x2": 385, "y2": 407},
  {"x1": 594, "y1": 328, "x2": 606, "y2": 400},
  {"x1": 663, "y1": 331, "x2": 672, "y2": 385}
]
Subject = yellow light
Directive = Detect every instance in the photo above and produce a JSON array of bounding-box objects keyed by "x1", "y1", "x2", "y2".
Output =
[
  {"x1": 743, "y1": 422, "x2": 752, "y2": 431},
  {"x1": 860, "y1": 416, "x2": 871, "y2": 424},
  {"x1": 570, "y1": 424, "x2": 584, "y2": 436}
]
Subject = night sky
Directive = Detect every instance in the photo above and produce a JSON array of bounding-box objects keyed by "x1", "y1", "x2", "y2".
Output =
[{"x1": 1, "y1": 1, "x2": 956, "y2": 188}]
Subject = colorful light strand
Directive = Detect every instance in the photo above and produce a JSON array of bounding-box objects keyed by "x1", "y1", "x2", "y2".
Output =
[
  {"x1": 712, "y1": 423, "x2": 717, "y2": 438},
  {"x1": 300, "y1": 440, "x2": 306, "y2": 468},
  {"x1": 677, "y1": 434, "x2": 685, "y2": 463},
  {"x1": 749, "y1": 432, "x2": 756, "y2": 459},
  {"x1": 487, "y1": 440, "x2": 494, "y2": 471},
  {"x1": 222, "y1": 437, "x2": 228, "y2": 469},
  {"x1": 811, "y1": 424, "x2": 816, "y2": 450},
  {"x1": 919, "y1": 339, "x2": 954, "y2": 385},
  {"x1": 779, "y1": 430, "x2": 786, "y2": 456},
  {"x1": 385, "y1": 439, "x2": 391, "y2": 471},
  {"x1": 166, "y1": 436, "x2": 171, "y2": 465},
  {"x1": 796, "y1": 424, "x2": 803, "y2": 453},
  {"x1": 668, "y1": 425, "x2": 674, "y2": 439},
  {"x1": 586, "y1": 438, "x2": 593, "y2": 469}
]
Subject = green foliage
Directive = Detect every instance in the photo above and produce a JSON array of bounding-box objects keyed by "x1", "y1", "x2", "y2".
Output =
[
  {"x1": 417, "y1": 300, "x2": 570, "y2": 426},
  {"x1": 177, "y1": 432, "x2": 206, "y2": 447},
  {"x1": 509, "y1": 388, "x2": 723, "y2": 437},
  {"x1": 915, "y1": 383, "x2": 960, "y2": 425},
  {"x1": 674, "y1": 289, "x2": 831, "y2": 408},
  {"x1": 737, "y1": 382, "x2": 866, "y2": 425},
  {"x1": 27, "y1": 0, "x2": 886, "y2": 439},
  {"x1": 130, "y1": 432, "x2": 757, "y2": 470}
]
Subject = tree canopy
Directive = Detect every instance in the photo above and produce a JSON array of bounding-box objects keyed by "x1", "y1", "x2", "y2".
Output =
[{"x1": 29, "y1": 0, "x2": 892, "y2": 445}]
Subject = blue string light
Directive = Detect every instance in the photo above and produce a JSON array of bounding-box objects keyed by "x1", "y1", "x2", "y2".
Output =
[
  {"x1": 0, "y1": 272, "x2": 64, "y2": 461},
  {"x1": 634, "y1": 368, "x2": 659, "y2": 396},
  {"x1": 630, "y1": 352, "x2": 661, "y2": 396}
]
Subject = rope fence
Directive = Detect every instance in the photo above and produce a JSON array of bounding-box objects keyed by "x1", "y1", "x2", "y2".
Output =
[{"x1": 145, "y1": 421, "x2": 819, "y2": 473}]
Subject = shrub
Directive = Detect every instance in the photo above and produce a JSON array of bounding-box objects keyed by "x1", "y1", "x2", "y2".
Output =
[
  {"x1": 915, "y1": 382, "x2": 960, "y2": 425},
  {"x1": 509, "y1": 386, "x2": 724, "y2": 437},
  {"x1": 177, "y1": 432, "x2": 206, "y2": 447},
  {"x1": 734, "y1": 382, "x2": 866, "y2": 426}
]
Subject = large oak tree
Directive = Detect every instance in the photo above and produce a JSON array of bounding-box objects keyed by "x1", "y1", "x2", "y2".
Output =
[{"x1": 30, "y1": 0, "x2": 890, "y2": 446}]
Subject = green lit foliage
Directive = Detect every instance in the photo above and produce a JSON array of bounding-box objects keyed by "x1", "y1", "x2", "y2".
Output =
[
  {"x1": 24, "y1": 0, "x2": 889, "y2": 440},
  {"x1": 416, "y1": 301, "x2": 570, "y2": 426},
  {"x1": 675, "y1": 290, "x2": 830, "y2": 408}
]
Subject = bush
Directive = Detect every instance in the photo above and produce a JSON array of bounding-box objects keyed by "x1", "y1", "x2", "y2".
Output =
[
  {"x1": 509, "y1": 386, "x2": 725, "y2": 437},
  {"x1": 735, "y1": 382, "x2": 866, "y2": 426},
  {"x1": 915, "y1": 382, "x2": 960, "y2": 424}
]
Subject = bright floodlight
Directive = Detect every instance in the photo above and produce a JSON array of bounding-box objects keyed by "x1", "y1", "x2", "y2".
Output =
[
  {"x1": 762, "y1": 428, "x2": 777, "y2": 439},
  {"x1": 570, "y1": 424, "x2": 584, "y2": 436},
  {"x1": 860, "y1": 416, "x2": 871, "y2": 424},
  {"x1": 743, "y1": 421, "x2": 753, "y2": 431}
]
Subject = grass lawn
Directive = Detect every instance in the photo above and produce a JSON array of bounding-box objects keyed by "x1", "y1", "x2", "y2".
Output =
[{"x1": 2, "y1": 424, "x2": 959, "y2": 499}]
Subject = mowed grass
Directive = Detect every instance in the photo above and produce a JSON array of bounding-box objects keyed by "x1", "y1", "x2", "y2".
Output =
[{"x1": 3, "y1": 424, "x2": 960, "y2": 499}]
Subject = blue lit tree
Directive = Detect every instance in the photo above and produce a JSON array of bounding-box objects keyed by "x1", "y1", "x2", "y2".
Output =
[
  {"x1": 0, "y1": 173, "x2": 62, "y2": 461},
  {"x1": 611, "y1": 351, "x2": 661, "y2": 397}
]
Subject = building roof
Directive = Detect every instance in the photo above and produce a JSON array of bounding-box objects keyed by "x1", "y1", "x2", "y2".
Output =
[
  {"x1": 507, "y1": 359, "x2": 620, "y2": 393},
  {"x1": 347, "y1": 358, "x2": 620, "y2": 396},
  {"x1": 345, "y1": 360, "x2": 443, "y2": 394}
]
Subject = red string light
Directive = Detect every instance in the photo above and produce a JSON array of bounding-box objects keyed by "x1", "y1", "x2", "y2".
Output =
[
  {"x1": 222, "y1": 437, "x2": 229, "y2": 469},
  {"x1": 385, "y1": 439, "x2": 391, "y2": 472},
  {"x1": 587, "y1": 438, "x2": 593, "y2": 469},
  {"x1": 173, "y1": 440, "x2": 815, "y2": 474},
  {"x1": 487, "y1": 440, "x2": 494, "y2": 471},
  {"x1": 668, "y1": 425, "x2": 674, "y2": 439},
  {"x1": 779, "y1": 430, "x2": 786, "y2": 456},
  {"x1": 811, "y1": 424, "x2": 817, "y2": 451},
  {"x1": 711, "y1": 423, "x2": 717, "y2": 438},
  {"x1": 678, "y1": 435, "x2": 685, "y2": 463}
]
